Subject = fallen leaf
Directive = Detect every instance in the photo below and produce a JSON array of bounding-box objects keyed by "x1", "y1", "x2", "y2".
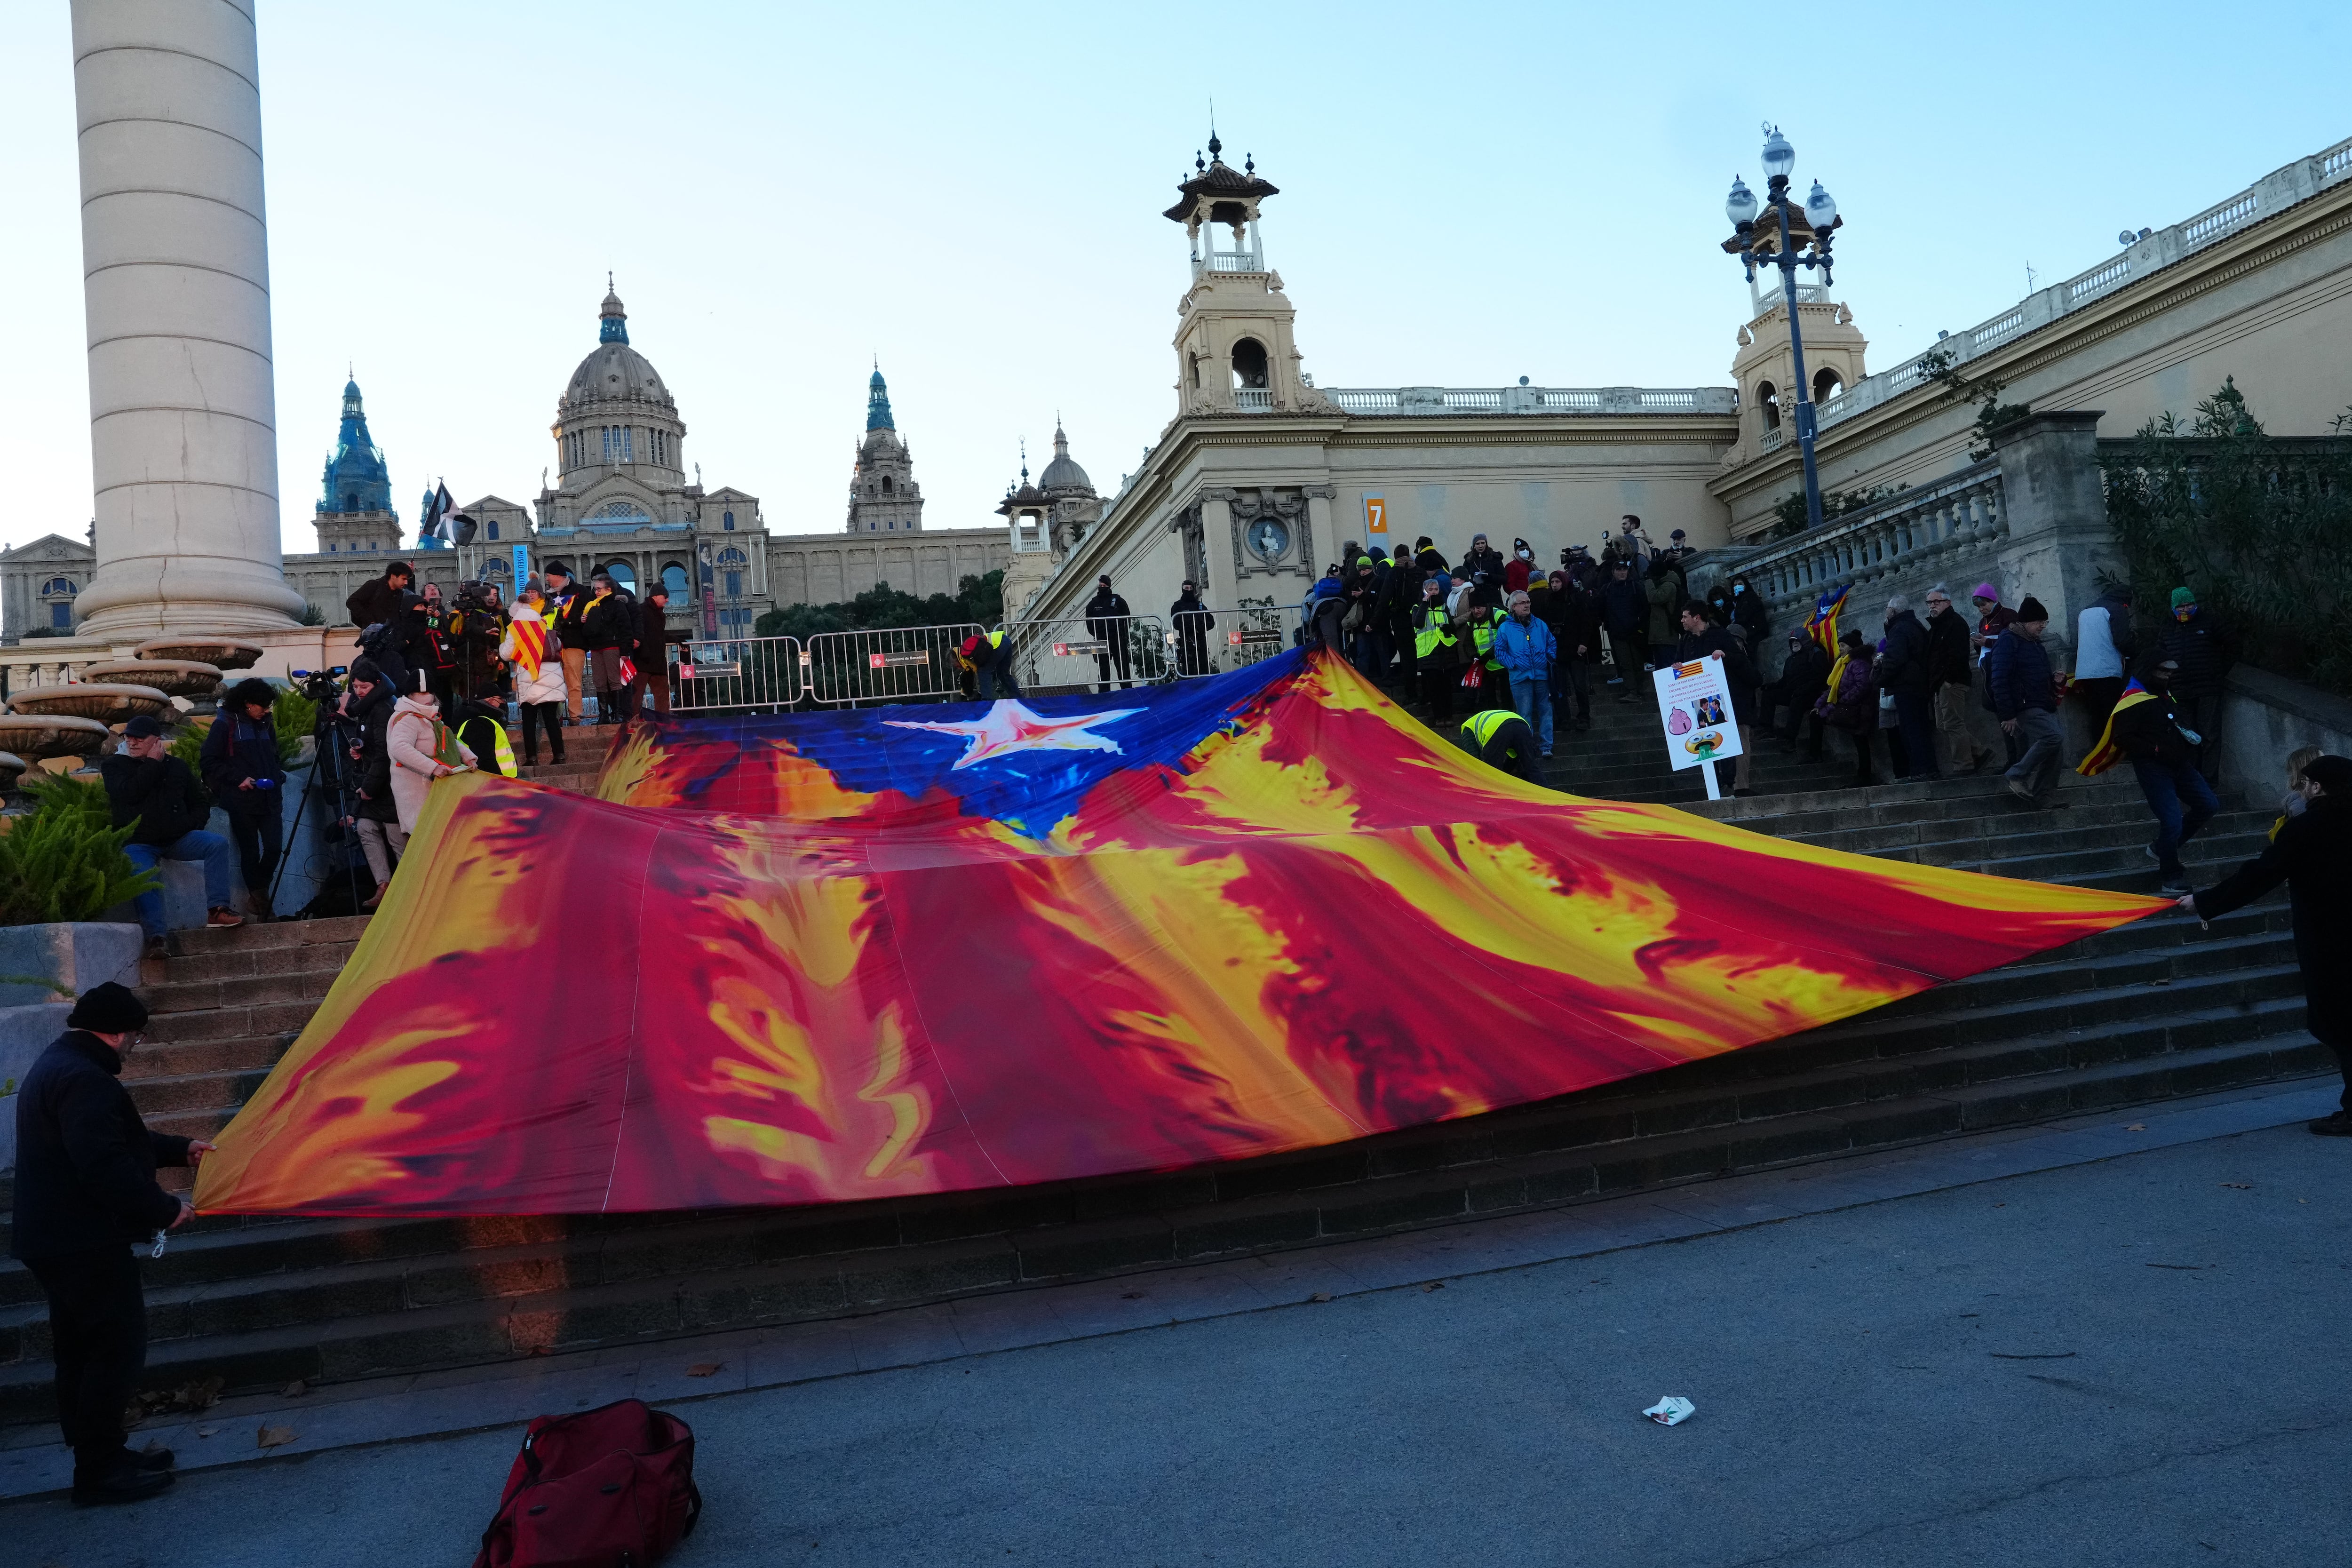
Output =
[
  {"x1": 2146, "y1": 978, "x2": 2171, "y2": 987},
  {"x1": 1989, "y1": 1351, "x2": 2077, "y2": 1360},
  {"x1": 525, "y1": 1345, "x2": 552, "y2": 1357},
  {"x1": 257, "y1": 1424, "x2": 298, "y2": 1449},
  {"x1": 140, "y1": 1437, "x2": 169, "y2": 1457},
  {"x1": 685, "y1": 1363, "x2": 722, "y2": 1377},
  {"x1": 1120, "y1": 1291, "x2": 1144, "y2": 1300},
  {"x1": 2125, "y1": 1123, "x2": 2146, "y2": 1131},
  {"x1": 196, "y1": 1425, "x2": 221, "y2": 1440},
  {"x1": 2146, "y1": 1263, "x2": 2207, "y2": 1271},
  {"x1": 2222, "y1": 1183, "x2": 2253, "y2": 1190},
  {"x1": 1309, "y1": 1292, "x2": 1333, "y2": 1304},
  {"x1": 1420, "y1": 1281, "x2": 1446, "y2": 1293},
  {"x1": 281, "y1": 1379, "x2": 309, "y2": 1398}
]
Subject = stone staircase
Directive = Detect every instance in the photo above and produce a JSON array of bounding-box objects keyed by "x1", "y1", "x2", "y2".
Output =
[{"x1": 0, "y1": 698, "x2": 2318, "y2": 1421}]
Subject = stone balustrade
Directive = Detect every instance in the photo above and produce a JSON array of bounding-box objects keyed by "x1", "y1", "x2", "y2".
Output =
[
  {"x1": 1699, "y1": 458, "x2": 2010, "y2": 676},
  {"x1": 1324, "y1": 385, "x2": 1738, "y2": 417}
]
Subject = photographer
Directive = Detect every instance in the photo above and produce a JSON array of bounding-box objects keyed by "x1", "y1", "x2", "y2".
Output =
[
  {"x1": 452, "y1": 581, "x2": 509, "y2": 706},
  {"x1": 337, "y1": 662, "x2": 404, "y2": 909},
  {"x1": 345, "y1": 559, "x2": 413, "y2": 631},
  {"x1": 409, "y1": 582, "x2": 461, "y2": 708},
  {"x1": 199, "y1": 678, "x2": 288, "y2": 922}
]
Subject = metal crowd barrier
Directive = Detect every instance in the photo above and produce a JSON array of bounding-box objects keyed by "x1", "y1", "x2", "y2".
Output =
[
  {"x1": 997, "y1": 614, "x2": 1174, "y2": 694},
  {"x1": 801, "y1": 623, "x2": 983, "y2": 708},
  {"x1": 671, "y1": 635, "x2": 804, "y2": 714},
  {"x1": 1171, "y1": 602, "x2": 1303, "y2": 678}
]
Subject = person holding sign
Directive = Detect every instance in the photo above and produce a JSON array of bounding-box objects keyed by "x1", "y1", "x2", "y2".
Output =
[{"x1": 1677, "y1": 601, "x2": 1758, "y2": 796}]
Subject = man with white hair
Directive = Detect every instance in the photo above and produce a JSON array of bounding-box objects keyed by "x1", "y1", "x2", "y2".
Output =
[{"x1": 1494, "y1": 589, "x2": 1560, "y2": 760}]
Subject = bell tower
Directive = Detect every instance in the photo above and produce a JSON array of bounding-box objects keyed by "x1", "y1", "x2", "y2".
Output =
[{"x1": 1166, "y1": 136, "x2": 1329, "y2": 417}]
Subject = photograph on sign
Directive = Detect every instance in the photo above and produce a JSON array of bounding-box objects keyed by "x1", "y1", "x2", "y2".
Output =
[{"x1": 1650, "y1": 658, "x2": 1744, "y2": 772}]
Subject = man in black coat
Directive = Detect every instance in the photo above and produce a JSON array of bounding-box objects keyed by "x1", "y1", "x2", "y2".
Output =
[
  {"x1": 2184, "y1": 755, "x2": 2352, "y2": 1134},
  {"x1": 342, "y1": 560, "x2": 413, "y2": 633},
  {"x1": 623, "y1": 584, "x2": 686, "y2": 717},
  {"x1": 2159, "y1": 587, "x2": 2234, "y2": 783},
  {"x1": 1876, "y1": 593, "x2": 1938, "y2": 780},
  {"x1": 1597, "y1": 559, "x2": 1647, "y2": 701},
  {"x1": 100, "y1": 716, "x2": 245, "y2": 958},
  {"x1": 1765, "y1": 628, "x2": 1832, "y2": 756},
  {"x1": 1083, "y1": 575, "x2": 1133, "y2": 692},
  {"x1": 199, "y1": 678, "x2": 289, "y2": 922},
  {"x1": 11, "y1": 983, "x2": 210, "y2": 1504},
  {"x1": 1169, "y1": 580, "x2": 1214, "y2": 678},
  {"x1": 1677, "y1": 601, "x2": 1759, "y2": 796},
  {"x1": 1923, "y1": 586, "x2": 1989, "y2": 774}
]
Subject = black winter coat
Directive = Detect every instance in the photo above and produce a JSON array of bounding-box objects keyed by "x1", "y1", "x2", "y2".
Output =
[
  {"x1": 1877, "y1": 611, "x2": 1931, "y2": 696},
  {"x1": 99, "y1": 754, "x2": 210, "y2": 847},
  {"x1": 345, "y1": 576, "x2": 408, "y2": 630},
  {"x1": 2194, "y1": 796, "x2": 2351, "y2": 1043},
  {"x1": 199, "y1": 711, "x2": 287, "y2": 801},
  {"x1": 1986, "y1": 629, "x2": 2056, "y2": 719},
  {"x1": 9, "y1": 1031, "x2": 190, "y2": 1261},
  {"x1": 1675, "y1": 624, "x2": 1757, "y2": 724},
  {"x1": 2111, "y1": 687, "x2": 2194, "y2": 765},
  {"x1": 1777, "y1": 642, "x2": 1832, "y2": 709},
  {"x1": 1597, "y1": 576, "x2": 1645, "y2": 634},
  {"x1": 580, "y1": 591, "x2": 633, "y2": 652},
  {"x1": 1925, "y1": 606, "x2": 1973, "y2": 690},
  {"x1": 2159, "y1": 611, "x2": 2233, "y2": 696},
  {"x1": 1083, "y1": 591, "x2": 1132, "y2": 639}
]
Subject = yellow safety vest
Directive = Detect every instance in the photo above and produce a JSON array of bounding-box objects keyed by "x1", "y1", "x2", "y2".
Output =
[
  {"x1": 463, "y1": 715, "x2": 517, "y2": 777},
  {"x1": 1470, "y1": 615, "x2": 1503, "y2": 669},
  {"x1": 1461, "y1": 709, "x2": 1524, "y2": 748},
  {"x1": 1414, "y1": 607, "x2": 1458, "y2": 660}
]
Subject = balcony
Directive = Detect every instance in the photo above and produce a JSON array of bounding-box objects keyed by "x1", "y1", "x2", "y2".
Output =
[
  {"x1": 1324, "y1": 384, "x2": 1738, "y2": 417},
  {"x1": 1233, "y1": 388, "x2": 1273, "y2": 411}
]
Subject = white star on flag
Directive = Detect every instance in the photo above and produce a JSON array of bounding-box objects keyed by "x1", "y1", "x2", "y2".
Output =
[{"x1": 883, "y1": 700, "x2": 1143, "y2": 771}]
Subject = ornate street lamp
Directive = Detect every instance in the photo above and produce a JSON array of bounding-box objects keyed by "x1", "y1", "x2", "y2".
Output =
[{"x1": 1723, "y1": 124, "x2": 1843, "y2": 532}]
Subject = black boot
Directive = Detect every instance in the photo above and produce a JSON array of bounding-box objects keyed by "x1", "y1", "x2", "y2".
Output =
[{"x1": 73, "y1": 1463, "x2": 175, "y2": 1507}]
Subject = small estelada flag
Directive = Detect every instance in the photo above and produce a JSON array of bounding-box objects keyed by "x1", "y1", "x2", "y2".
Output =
[
  {"x1": 509, "y1": 616, "x2": 547, "y2": 679},
  {"x1": 2076, "y1": 679, "x2": 2153, "y2": 777}
]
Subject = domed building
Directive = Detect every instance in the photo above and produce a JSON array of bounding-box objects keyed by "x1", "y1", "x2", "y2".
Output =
[
  {"x1": 846, "y1": 367, "x2": 925, "y2": 533},
  {"x1": 529, "y1": 282, "x2": 766, "y2": 631}
]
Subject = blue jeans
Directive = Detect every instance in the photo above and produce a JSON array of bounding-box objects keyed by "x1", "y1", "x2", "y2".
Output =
[
  {"x1": 977, "y1": 663, "x2": 1022, "y2": 701},
  {"x1": 1511, "y1": 677, "x2": 1554, "y2": 753},
  {"x1": 2132, "y1": 757, "x2": 2218, "y2": 876},
  {"x1": 123, "y1": 830, "x2": 233, "y2": 938}
]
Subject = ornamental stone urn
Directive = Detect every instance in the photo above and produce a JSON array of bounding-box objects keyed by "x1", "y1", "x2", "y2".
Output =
[
  {"x1": 0, "y1": 751, "x2": 23, "y2": 792},
  {"x1": 5, "y1": 683, "x2": 173, "y2": 724},
  {"x1": 135, "y1": 636, "x2": 263, "y2": 671},
  {"x1": 76, "y1": 659, "x2": 225, "y2": 699},
  {"x1": 0, "y1": 714, "x2": 111, "y2": 760}
]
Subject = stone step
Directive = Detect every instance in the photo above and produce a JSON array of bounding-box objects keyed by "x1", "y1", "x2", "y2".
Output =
[
  {"x1": 142, "y1": 938, "x2": 362, "y2": 989},
  {"x1": 0, "y1": 1024, "x2": 2320, "y2": 1412}
]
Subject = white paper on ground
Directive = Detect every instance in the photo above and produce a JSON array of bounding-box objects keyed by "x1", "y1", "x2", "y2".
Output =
[{"x1": 1643, "y1": 1395, "x2": 1695, "y2": 1425}]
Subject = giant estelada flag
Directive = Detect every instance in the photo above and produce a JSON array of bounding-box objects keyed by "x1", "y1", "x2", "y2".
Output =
[{"x1": 195, "y1": 650, "x2": 2163, "y2": 1216}]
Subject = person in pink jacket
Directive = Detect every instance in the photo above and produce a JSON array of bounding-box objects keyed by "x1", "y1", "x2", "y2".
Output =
[{"x1": 384, "y1": 673, "x2": 476, "y2": 834}]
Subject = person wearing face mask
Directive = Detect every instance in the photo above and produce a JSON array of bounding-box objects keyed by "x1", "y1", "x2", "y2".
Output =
[
  {"x1": 2158, "y1": 587, "x2": 2234, "y2": 784},
  {"x1": 1503, "y1": 538, "x2": 1535, "y2": 595},
  {"x1": 2178, "y1": 754, "x2": 2352, "y2": 1136}
]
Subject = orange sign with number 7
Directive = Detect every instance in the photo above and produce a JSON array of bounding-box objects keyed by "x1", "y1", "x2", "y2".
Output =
[{"x1": 1363, "y1": 495, "x2": 1387, "y2": 534}]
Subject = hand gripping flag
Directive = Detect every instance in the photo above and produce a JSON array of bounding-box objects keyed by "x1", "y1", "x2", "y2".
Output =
[
  {"x1": 193, "y1": 648, "x2": 2165, "y2": 1218},
  {"x1": 2076, "y1": 678, "x2": 2155, "y2": 776}
]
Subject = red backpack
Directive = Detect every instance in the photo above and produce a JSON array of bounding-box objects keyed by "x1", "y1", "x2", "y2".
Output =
[{"x1": 473, "y1": 1399, "x2": 703, "y2": 1568}]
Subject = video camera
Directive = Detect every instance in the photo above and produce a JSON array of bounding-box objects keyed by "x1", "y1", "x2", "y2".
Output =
[
  {"x1": 454, "y1": 579, "x2": 500, "y2": 615},
  {"x1": 286, "y1": 666, "x2": 350, "y2": 707}
]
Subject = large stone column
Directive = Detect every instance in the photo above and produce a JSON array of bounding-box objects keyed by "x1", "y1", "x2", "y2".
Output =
[{"x1": 69, "y1": 0, "x2": 306, "y2": 638}]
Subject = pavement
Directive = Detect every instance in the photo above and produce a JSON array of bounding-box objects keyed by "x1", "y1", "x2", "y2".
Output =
[{"x1": 7, "y1": 1076, "x2": 2346, "y2": 1567}]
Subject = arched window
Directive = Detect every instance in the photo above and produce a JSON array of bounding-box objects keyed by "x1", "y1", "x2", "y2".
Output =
[
  {"x1": 722, "y1": 510, "x2": 735, "y2": 531},
  {"x1": 486, "y1": 519, "x2": 501, "y2": 541},
  {"x1": 1231, "y1": 337, "x2": 1270, "y2": 389},
  {"x1": 881, "y1": 475, "x2": 893, "y2": 495},
  {"x1": 603, "y1": 561, "x2": 637, "y2": 593},
  {"x1": 715, "y1": 547, "x2": 749, "y2": 569},
  {"x1": 1757, "y1": 381, "x2": 1781, "y2": 431},
  {"x1": 40, "y1": 577, "x2": 76, "y2": 596},
  {"x1": 1813, "y1": 367, "x2": 1844, "y2": 403},
  {"x1": 661, "y1": 562, "x2": 690, "y2": 598}
]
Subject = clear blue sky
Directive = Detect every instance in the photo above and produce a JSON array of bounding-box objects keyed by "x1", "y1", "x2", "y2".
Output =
[{"x1": 2, "y1": 1, "x2": 2347, "y2": 559}]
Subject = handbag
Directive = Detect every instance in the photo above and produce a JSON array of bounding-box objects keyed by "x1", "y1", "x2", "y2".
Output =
[{"x1": 473, "y1": 1399, "x2": 701, "y2": 1568}]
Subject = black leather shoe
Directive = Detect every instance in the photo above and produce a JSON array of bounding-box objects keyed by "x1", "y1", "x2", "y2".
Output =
[
  {"x1": 130, "y1": 1445, "x2": 175, "y2": 1471},
  {"x1": 2309, "y1": 1112, "x2": 2352, "y2": 1137},
  {"x1": 72, "y1": 1465, "x2": 175, "y2": 1506}
]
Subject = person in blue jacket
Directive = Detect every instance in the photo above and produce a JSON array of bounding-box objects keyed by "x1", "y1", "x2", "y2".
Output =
[
  {"x1": 199, "y1": 677, "x2": 289, "y2": 921},
  {"x1": 1986, "y1": 596, "x2": 2063, "y2": 808},
  {"x1": 1494, "y1": 589, "x2": 1560, "y2": 759}
]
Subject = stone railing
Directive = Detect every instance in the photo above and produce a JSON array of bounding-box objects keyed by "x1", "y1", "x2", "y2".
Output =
[
  {"x1": 1324, "y1": 385, "x2": 1738, "y2": 417},
  {"x1": 1, "y1": 651, "x2": 103, "y2": 702},
  {"x1": 1697, "y1": 458, "x2": 2009, "y2": 676},
  {"x1": 1810, "y1": 135, "x2": 2352, "y2": 436}
]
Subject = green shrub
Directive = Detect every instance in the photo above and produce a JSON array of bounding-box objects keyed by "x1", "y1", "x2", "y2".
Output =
[
  {"x1": 2101, "y1": 379, "x2": 2352, "y2": 696},
  {"x1": 169, "y1": 686, "x2": 314, "y2": 774},
  {"x1": 0, "y1": 777, "x2": 159, "y2": 926}
]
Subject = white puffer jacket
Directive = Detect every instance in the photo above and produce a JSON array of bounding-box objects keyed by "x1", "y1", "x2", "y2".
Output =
[
  {"x1": 386, "y1": 694, "x2": 476, "y2": 833},
  {"x1": 501, "y1": 604, "x2": 567, "y2": 706}
]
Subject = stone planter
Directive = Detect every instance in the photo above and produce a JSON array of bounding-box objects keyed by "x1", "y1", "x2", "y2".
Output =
[
  {"x1": 0, "y1": 921, "x2": 143, "y2": 1172},
  {"x1": 0, "y1": 713, "x2": 111, "y2": 760},
  {"x1": 135, "y1": 636, "x2": 262, "y2": 671},
  {"x1": 0, "y1": 751, "x2": 22, "y2": 792},
  {"x1": 6, "y1": 683, "x2": 173, "y2": 724},
  {"x1": 77, "y1": 659, "x2": 224, "y2": 699}
]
